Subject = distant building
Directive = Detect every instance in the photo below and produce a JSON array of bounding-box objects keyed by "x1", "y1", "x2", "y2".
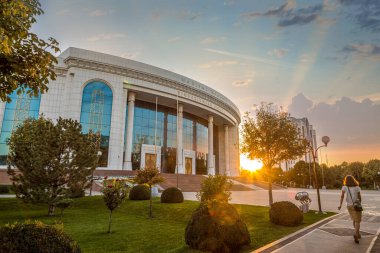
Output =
[{"x1": 280, "y1": 117, "x2": 318, "y2": 171}]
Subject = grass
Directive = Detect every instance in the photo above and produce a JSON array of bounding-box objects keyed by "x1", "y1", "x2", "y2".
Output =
[{"x1": 0, "y1": 197, "x2": 334, "y2": 253}]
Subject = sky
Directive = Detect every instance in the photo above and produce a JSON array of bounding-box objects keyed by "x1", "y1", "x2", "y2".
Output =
[{"x1": 33, "y1": 0, "x2": 380, "y2": 165}]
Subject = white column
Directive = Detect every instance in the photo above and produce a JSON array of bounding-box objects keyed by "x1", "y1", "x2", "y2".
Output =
[
  {"x1": 177, "y1": 104, "x2": 184, "y2": 174},
  {"x1": 207, "y1": 115, "x2": 215, "y2": 175},
  {"x1": 123, "y1": 92, "x2": 136, "y2": 170},
  {"x1": 224, "y1": 124, "x2": 230, "y2": 176}
]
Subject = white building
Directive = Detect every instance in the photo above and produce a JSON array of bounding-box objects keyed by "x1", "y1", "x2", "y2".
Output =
[
  {"x1": 0, "y1": 48, "x2": 241, "y2": 176},
  {"x1": 280, "y1": 117, "x2": 318, "y2": 171}
]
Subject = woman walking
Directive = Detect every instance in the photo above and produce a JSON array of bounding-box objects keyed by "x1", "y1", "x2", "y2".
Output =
[{"x1": 338, "y1": 175, "x2": 363, "y2": 243}]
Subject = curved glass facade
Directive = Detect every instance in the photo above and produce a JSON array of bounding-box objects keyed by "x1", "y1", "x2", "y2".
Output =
[
  {"x1": 80, "y1": 81, "x2": 112, "y2": 166},
  {"x1": 126, "y1": 100, "x2": 215, "y2": 174},
  {"x1": 0, "y1": 89, "x2": 41, "y2": 165}
]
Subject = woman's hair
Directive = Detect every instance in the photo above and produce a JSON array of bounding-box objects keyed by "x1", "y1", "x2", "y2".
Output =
[{"x1": 343, "y1": 175, "x2": 359, "y2": 187}]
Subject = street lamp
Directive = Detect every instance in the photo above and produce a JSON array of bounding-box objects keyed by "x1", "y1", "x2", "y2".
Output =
[
  {"x1": 309, "y1": 136, "x2": 330, "y2": 214},
  {"x1": 89, "y1": 150, "x2": 102, "y2": 196}
]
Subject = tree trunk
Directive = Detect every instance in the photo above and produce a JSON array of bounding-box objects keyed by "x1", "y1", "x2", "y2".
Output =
[
  {"x1": 149, "y1": 185, "x2": 152, "y2": 218},
  {"x1": 48, "y1": 204, "x2": 55, "y2": 216},
  {"x1": 107, "y1": 210, "x2": 113, "y2": 233},
  {"x1": 268, "y1": 167, "x2": 273, "y2": 206}
]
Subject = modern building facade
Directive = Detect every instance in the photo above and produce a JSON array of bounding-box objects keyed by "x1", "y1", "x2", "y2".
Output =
[
  {"x1": 280, "y1": 117, "x2": 318, "y2": 171},
  {"x1": 0, "y1": 48, "x2": 241, "y2": 176}
]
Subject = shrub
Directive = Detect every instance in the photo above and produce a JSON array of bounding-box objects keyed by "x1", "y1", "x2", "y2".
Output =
[
  {"x1": 0, "y1": 185, "x2": 10, "y2": 194},
  {"x1": 129, "y1": 184, "x2": 150, "y2": 200},
  {"x1": 269, "y1": 201, "x2": 303, "y2": 226},
  {"x1": 196, "y1": 175, "x2": 233, "y2": 203},
  {"x1": 0, "y1": 220, "x2": 81, "y2": 253},
  {"x1": 55, "y1": 198, "x2": 74, "y2": 221},
  {"x1": 161, "y1": 187, "x2": 184, "y2": 203},
  {"x1": 67, "y1": 183, "x2": 86, "y2": 198},
  {"x1": 185, "y1": 202, "x2": 251, "y2": 253}
]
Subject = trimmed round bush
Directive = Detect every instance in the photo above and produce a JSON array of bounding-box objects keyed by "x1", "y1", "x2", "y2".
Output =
[
  {"x1": 0, "y1": 185, "x2": 10, "y2": 194},
  {"x1": 161, "y1": 187, "x2": 184, "y2": 203},
  {"x1": 269, "y1": 201, "x2": 303, "y2": 226},
  {"x1": 185, "y1": 202, "x2": 251, "y2": 253},
  {"x1": 0, "y1": 220, "x2": 81, "y2": 253},
  {"x1": 129, "y1": 184, "x2": 150, "y2": 200}
]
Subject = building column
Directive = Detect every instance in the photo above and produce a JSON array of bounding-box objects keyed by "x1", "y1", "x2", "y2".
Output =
[
  {"x1": 177, "y1": 104, "x2": 184, "y2": 174},
  {"x1": 224, "y1": 124, "x2": 230, "y2": 176},
  {"x1": 123, "y1": 92, "x2": 136, "y2": 170},
  {"x1": 208, "y1": 115, "x2": 215, "y2": 175}
]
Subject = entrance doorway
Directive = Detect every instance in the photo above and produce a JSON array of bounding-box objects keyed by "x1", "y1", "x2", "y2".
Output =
[
  {"x1": 185, "y1": 157, "x2": 192, "y2": 174},
  {"x1": 145, "y1": 153, "x2": 157, "y2": 169}
]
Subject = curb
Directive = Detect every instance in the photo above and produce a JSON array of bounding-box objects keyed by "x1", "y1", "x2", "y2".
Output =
[
  {"x1": 251, "y1": 213, "x2": 343, "y2": 253},
  {"x1": 367, "y1": 223, "x2": 380, "y2": 253}
]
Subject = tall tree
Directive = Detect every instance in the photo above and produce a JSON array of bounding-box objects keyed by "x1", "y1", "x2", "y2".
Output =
[
  {"x1": 362, "y1": 159, "x2": 380, "y2": 189},
  {"x1": 0, "y1": 0, "x2": 59, "y2": 102},
  {"x1": 7, "y1": 117, "x2": 99, "y2": 215},
  {"x1": 241, "y1": 103, "x2": 307, "y2": 205}
]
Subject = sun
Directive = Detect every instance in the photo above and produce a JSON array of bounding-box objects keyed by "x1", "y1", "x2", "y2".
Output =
[{"x1": 240, "y1": 154, "x2": 263, "y2": 172}]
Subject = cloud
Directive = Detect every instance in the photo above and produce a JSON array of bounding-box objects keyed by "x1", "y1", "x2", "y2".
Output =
[
  {"x1": 268, "y1": 48, "x2": 288, "y2": 58},
  {"x1": 198, "y1": 60, "x2": 238, "y2": 69},
  {"x1": 342, "y1": 43, "x2": 380, "y2": 60},
  {"x1": 201, "y1": 36, "x2": 226, "y2": 44},
  {"x1": 299, "y1": 53, "x2": 316, "y2": 63},
  {"x1": 88, "y1": 9, "x2": 112, "y2": 17},
  {"x1": 56, "y1": 9, "x2": 70, "y2": 16},
  {"x1": 242, "y1": 1, "x2": 324, "y2": 27},
  {"x1": 338, "y1": 0, "x2": 380, "y2": 32},
  {"x1": 121, "y1": 52, "x2": 140, "y2": 59},
  {"x1": 177, "y1": 11, "x2": 201, "y2": 21},
  {"x1": 232, "y1": 79, "x2": 252, "y2": 87},
  {"x1": 287, "y1": 93, "x2": 380, "y2": 163},
  {"x1": 168, "y1": 37, "x2": 181, "y2": 42},
  {"x1": 87, "y1": 33, "x2": 126, "y2": 42}
]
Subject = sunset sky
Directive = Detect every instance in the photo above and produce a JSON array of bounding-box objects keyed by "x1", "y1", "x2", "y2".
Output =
[{"x1": 34, "y1": 0, "x2": 380, "y2": 165}]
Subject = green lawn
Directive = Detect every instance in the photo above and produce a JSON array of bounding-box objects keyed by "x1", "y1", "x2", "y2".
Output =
[{"x1": 0, "y1": 197, "x2": 334, "y2": 253}]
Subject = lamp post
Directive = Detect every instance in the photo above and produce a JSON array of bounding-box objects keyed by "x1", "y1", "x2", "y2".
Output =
[
  {"x1": 309, "y1": 136, "x2": 330, "y2": 214},
  {"x1": 89, "y1": 150, "x2": 102, "y2": 196}
]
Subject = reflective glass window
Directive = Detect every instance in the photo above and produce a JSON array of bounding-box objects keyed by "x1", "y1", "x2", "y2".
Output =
[
  {"x1": 0, "y1": 89, "x2": 41, "y2": 165},
  {"x1": 80, "y1": 81, "x2": 112, "y2": 167}
]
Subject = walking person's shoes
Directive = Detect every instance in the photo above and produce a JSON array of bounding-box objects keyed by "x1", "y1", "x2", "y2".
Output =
[
  {"x1": 353, "y1": 235, "x2": 359, "y2": 244},
  {"x1": 358, "y1": 234, "x2": 361, "y2": 239}
]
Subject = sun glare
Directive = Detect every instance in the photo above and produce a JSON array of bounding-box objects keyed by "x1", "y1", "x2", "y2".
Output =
[{"x1": 240, "y1": 155, "x2": 263, "y2": 172}]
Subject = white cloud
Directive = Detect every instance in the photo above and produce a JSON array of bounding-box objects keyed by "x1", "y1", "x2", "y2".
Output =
[
  {"x1": 232, "y1": 79, "x2": 252, "y2": 87},
  {"x1": 121, "y1": 52, "x2": 140, "y2": 59},
  {"x1": 87, "y1": 33, "x2": 126, "y2": 42},
  {"x1": 299, "y1": 53, "x2": 316, "y2": 63},
  {"x1": 201, "y1": 36, "x2": 226, "y2": 44},
  {"x1": 268, "y1": 48, "x2": 288, "y2": 58},
  {"x1": 199, "y1": 60, "x2": 238, "y2": 69},
  {"x1": 88, "y1": 9, "x2": 112, "y2": 17},
  {"x1": 168, "y1": 36, "x2": 181, "y2": 42}
]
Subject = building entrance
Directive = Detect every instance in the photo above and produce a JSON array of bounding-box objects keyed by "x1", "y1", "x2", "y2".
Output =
[
  {"x1": 185, "y1": 157, "x2": 192, "y2": 174},
  {"x1": 145, "y1": 153, "x2": 157, "y2": 169}
]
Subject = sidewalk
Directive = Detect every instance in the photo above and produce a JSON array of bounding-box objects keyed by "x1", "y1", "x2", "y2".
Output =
[{"x1": 253, "y1": 211, "x2": 380, "y2": 253}]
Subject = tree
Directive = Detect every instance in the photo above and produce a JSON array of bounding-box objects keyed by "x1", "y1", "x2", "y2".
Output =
[
  {"x1": 362, "y1": 159, "x2": 380, "y2": 189},
  {"x1": 196, "y1": 174, "x2": 233, "y2": 203},
  {"x1": 102, "y1": 178, "x2": 129, "y2": 233},
  {"x1": 7, "y1": 116, "x2": 100, "y2": 215},
  {"x1": 0, "y1": 0, "x2": 59, "y2": 102},
  {"x1": 241, "y1": 103, "x2": 307, "y2": 205},
  {"x1": 134, "y1": 167, "x2": 164, "y2": 218}
]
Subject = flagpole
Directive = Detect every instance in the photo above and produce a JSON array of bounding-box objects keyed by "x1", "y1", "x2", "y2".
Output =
[
  {"x1": 154, "y1": 96, "x2": 158, "y2": 169},
  {"x1": 176, "y1": 91, "x2": 179, "y2": 188}
]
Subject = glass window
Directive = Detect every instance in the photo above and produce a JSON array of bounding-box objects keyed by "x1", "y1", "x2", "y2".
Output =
[
  {"x1": 0, "y1": 89, "x2": 41, "y2": 165},
  {"x1": 80, "y1": 81, "x2": 113, "y2": 167}
]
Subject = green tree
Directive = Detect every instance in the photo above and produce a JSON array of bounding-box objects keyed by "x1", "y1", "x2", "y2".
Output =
[
  {"x1": 346, "y1": 162, "x2": 364, "y2": 183},
  {"x1": 196, "y1": 174, "x2": 233, "y2": 203},
  {"x1": 0, "y1": 0, "x2": 59, "y2": 102},
  {"x1": 134, "y1": 167, "x2": 164, "y2": 218},
  {"x1": 241, "y1": 103, "x2": 307, "y2": 205},
  {"x1": 102, "y1": 179, "x2": 129, "y2": 233},
  {"x1": 7, "y1": 116, "x2": 99, "y2": 215},
  {"x1": 362, "y1": 159, "x2": 380, "y2": 189}
]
